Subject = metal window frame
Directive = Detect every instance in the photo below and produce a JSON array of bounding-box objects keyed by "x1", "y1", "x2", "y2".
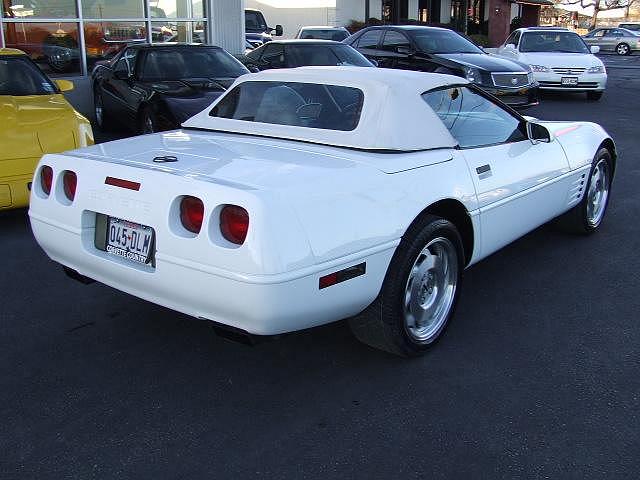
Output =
[{"x1": 0, "y1": 0, "x2": 208, "y2": 76}]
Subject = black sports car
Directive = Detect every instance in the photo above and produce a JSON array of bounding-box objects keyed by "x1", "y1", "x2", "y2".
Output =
[
  {"x1": 91, "y1": 43, "x2": 249, "y2": 134},
  {"x1": 345, "y1": 26, "x2": 539, "y2": 109},
  {"x1": 237, "y1": 40, "x2": 374, "y2": 71}
]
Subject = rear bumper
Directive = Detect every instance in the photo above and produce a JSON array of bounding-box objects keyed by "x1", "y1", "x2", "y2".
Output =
[
  {"x1": 0, "y1": 173, "x2": 32, "y2": 210},
  {"x1": 29, "y1": 211, "x2": 395, "y2": 335}
]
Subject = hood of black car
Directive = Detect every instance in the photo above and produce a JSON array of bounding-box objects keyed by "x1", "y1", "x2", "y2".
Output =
[{"x1": 435, "y1": 53, "x2": 529, "y2": 72}]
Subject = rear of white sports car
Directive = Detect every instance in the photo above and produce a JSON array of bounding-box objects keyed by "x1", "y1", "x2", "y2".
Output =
[{"x1": 28, "y1": 132, "x2": 396, "y2": 336}]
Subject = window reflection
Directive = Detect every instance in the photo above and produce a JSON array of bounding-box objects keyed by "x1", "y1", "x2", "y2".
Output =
[
  {"x1": 84, "y1": 22, "x2": 146, "y2": 70},
  {"x1": 3, "y1": 22, "x2": 81, "y2": 76},
  {"x1": 82, "y1": 0, "x2": 144, "y2": 19},
  {"x1": 151, "y1": 21, "x2": 205, "y2": 43},
  {"x1": 2, "y1": 0, "x2": 77, "y2": 18},
  {"x1": 151, "y1": 0, "x2": 204, "y2": 18}
]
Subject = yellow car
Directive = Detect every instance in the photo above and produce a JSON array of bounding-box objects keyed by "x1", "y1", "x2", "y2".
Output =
[{"x1": 0, "y1": 48, "x2": 93, "y2": 210}]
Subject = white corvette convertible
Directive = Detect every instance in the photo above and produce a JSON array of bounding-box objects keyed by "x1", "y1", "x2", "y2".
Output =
[{"x1": 29, "y1": 67, "x2": 615, "y2": 356}]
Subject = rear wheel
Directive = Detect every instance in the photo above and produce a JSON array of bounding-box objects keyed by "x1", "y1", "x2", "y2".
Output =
[
  {"x1": 616, "y1": 42, "x2": 630, "y2": 55},
  {"x1": 555, "y1": 147, "x2": 612, "y2": 234},
  {"x1": 587, "y1": 91, "x2": 603, "y2": 101},
  {"x1": 349, "y1": 215, "x2": 463, "y2": 357}
]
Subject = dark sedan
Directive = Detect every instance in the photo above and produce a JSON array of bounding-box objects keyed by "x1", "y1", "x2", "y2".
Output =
[
  {"x1": 237, "y1": 40, "x2": 374, "y2": 71},
  {"x1": 91, "y1": 43, "x2": 249, "y2": 134},
  {"x1": 345, "y1": 26, "x2": 539, "y2": 108}
]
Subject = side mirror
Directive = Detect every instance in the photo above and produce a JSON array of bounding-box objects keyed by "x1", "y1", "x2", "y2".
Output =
[
  {"x1": 591, "y1": 45, "x2": 600, "y2": 54},
  {"x1": 274, "y1": 24, "x2": 283, "y2": 37},
  {"x1": 369, "y1": 59, "x2": 379, "y2": 67},
  {"x1": 527, "y1": 121, "x2": 551, "y2": 145},
  {"x1": 54, "y1": 79, "x2": 74, "y2": 92},
  {"x1": 248, "y1": 65, "x2": 260, "y2": 73}
]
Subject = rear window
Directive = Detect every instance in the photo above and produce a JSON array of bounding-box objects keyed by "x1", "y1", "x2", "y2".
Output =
[
  {"x1": 300, "y1": 29, "x2": 349, "y2": 41},
  {"x1": 210, "y1": 81, "x2": 364, "y2": 131}
]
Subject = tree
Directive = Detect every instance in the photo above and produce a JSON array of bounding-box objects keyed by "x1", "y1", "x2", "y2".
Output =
[{"x1": 559, "y1": 0, "x2": 630, "y2": 29}]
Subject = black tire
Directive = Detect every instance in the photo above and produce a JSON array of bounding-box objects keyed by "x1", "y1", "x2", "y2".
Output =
[
  {"x1": 349, "y1": 215, "x2": 464, "y2": 357},
  {"x1": 139, "y1": 106, "x2": 159, "y2": 134},
  {"x1": 93, "y1": 86, "x2": 109, "y2": 130},
  {"x1": 587, "y1": 91, "x2": 603, "y2": 101},
  {"x1": 555, "y1": 147, "x2": 613, "y2": 235},
  {"x1": 615, "y1": 42, "x2": 631, "y2": 56}
]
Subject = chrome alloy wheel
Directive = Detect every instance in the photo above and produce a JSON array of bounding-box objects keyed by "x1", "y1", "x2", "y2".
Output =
[
  {"x1": 616, "y1": 43, "x2": 630, "y2": 55},
  {"x1": 586, "y1": 158, "x2": 610, "y2": 227},
  {"x1": 404, "y1": 237, "x2": 458, "y2": 343}
]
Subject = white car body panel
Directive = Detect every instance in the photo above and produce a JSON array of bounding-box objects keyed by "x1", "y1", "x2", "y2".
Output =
[{"x1": 29, "y1": 68, "x2": 614, "y2": 336}]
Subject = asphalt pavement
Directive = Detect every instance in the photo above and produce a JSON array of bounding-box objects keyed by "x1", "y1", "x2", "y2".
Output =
[{"x1": 2, "y1": 59, "x2": 640, "y2": 479}]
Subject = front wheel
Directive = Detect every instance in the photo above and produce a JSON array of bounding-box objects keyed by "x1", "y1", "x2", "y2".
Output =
[
  {"x1": 555, "y1": 147, "x2": 613, "y2": 234},
  {"x1": 616, "y1": 43, "x2": 630, "y2": 56},
  {"x1": 349, "y1": 215, "x2": 463, "y2": 357}
]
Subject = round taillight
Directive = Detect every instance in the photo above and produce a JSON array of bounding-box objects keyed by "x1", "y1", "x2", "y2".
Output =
[
  {"x1": 180, "y1": 196, "x2": 204, "y2": 234},
  {"x1": 63, "y1": 171, "x2": 77, "y2": 201},
  {"x1": 220, "y1": 205, "x2": 249, "y2": 245},
  {"x1": 40, "y1": 166, "x2": 53, "y2": 196}
]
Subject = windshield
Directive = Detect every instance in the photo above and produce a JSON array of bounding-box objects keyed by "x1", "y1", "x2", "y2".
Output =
[
  {"x1": 0, "y1": 57, "x2": 57, "y2": 96},
  {"x1": 288, "y1": 44, "x2": 372, "y2": 67},
  {"x1": 210, "y1": 81, "x2": 364, "y2": 131},
  {"x1": 410, "y1": 29, "x2": 483, "y2": 54},
  {"x1": 300, "y1": 29, "x2": 349, "y2": 41},
  {"x1": 246, "y1": 11, "x2": 268, "y2": 33},
  {"x1": 520, "y1": 32, "x2": 589, "y2": 53},
  {"x1": 140, "y1": 48, "x2": 248, "y2": 81}
]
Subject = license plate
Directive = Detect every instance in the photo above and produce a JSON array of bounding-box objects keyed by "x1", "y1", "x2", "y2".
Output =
[
  {"x1": 561, "y1": 77, "x2": 579, "y2": 86},
  {"x1": 105, "y1": 217, "x2": 154, "y2": 264}
]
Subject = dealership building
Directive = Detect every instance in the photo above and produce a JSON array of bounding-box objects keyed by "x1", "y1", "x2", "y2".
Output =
[{"x1": 0, "y1": 0, "x2": 244, "y2": 77}]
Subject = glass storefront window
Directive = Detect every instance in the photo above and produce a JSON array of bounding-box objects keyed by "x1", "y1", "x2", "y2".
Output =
[
  {"x1": 2, "y1": 0, "x2": 77, "y2": 18},
  {"x1": 3, "y1": 22, "x2": 81, "y2": 76},
  {"x1": 84, "y1": 21, "x2": 146, "y2": 70},
  {"x1": 151, "y1": 0, "x2": 204, "y2": 19},
  {"x1": 82, "y1": 0, "x2": 144, "y2": 19},
  {"x1": 151, "y1": 21, "x2": 205, "y2": 43}
]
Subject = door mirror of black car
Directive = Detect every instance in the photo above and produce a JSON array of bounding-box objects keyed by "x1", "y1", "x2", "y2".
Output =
[
  {"x1": 526, "y1": 121, "x2": 551, "y2": 144},
  {"x1": 248, "y1": 65, "x2": 260, "y2": 73},
  {"x1": 274, "y1": 24, "x2": 283, "y2": 36},
  {"x1": 396, "y1": 46, "x2": 415, "y2": 56},
  {"x1": 369, "y1": 59, "x2": 379, "y2": 67}
]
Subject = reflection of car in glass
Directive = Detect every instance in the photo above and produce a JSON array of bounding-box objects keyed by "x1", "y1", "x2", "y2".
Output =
[
  {"x1": 245, "y1": 8, "x2": 283, "y2": 46},
  {"x1": 295, "y1": 26, "x2": 351, "y2": 41},
  {"x1": 583, "y1": 27, "x2": 640, "y2": 56},
  {"x1": 238, "y1": 40, "x2": 374, "y2": 71},
  {"x1": 91, "y1": 44, "x2": 249, "y2": 134},
  {"x1": 346, "y1": 26, "x2": 538, "y2": 109},
  {"x1": 0, "y1": 49, "x2": 93, "y2": 210},
  {"x1": 31, "y1": 67, "x2": 616, "y2": 357},
  {"x1": 495, "y1": 27, "x2": 606, "y2": 100}
]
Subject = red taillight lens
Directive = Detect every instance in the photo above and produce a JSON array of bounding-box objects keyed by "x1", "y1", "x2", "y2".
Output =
[
  {"x1": 180, "y1": 196, "x2": 204, "y2": 234},
  {"x1": 40, "y1": 166, "x2": 53, "y2": 195},
  {"x1": 220, "y1": 205, "x2": 249, "y2": 245},
  {"x1": 63, "y1": 171, "x2": 77, "y2": 201}
]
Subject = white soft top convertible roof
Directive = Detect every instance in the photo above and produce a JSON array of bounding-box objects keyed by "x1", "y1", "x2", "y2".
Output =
[{"x1": 182, "y1": 67, "x2": 463, "y2": 151}]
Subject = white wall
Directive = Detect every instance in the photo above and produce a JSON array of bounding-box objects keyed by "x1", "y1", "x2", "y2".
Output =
[
  {"x1": 209, "y1": 0, "x2": 245, "y2": 54},
  {"x1": 335, "y1": 0, "x2": 382, "y2": 25},
  {"x1": 246, "y1": 0, "x2": 339, "y2": 37},
  {"x1": 408, "y1": 0, "x2": 418, "y2": 20}
]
